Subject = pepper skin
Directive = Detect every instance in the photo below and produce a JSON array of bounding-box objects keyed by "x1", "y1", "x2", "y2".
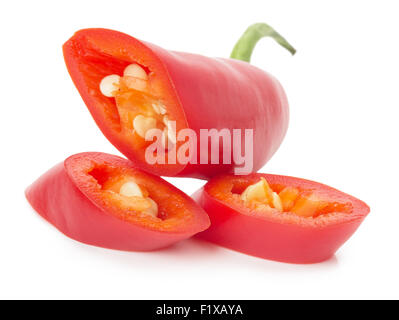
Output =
[
  {"x1": 25, "y1": 152, "x2": 210, "y2": 251},
  {"x1": 193, "y1": 173, "x2": 370, "y2": 264},
  {"x1": 62, "y1": 26, "x2": 294, "y2": 179}
]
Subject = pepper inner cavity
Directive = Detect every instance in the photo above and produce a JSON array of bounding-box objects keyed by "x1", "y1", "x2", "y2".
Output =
[
  {"x1": 99, "y1": 63, "x2": 175, "y2": 149},
  {"x1": 89, "y1": 167, "x2": 159, "y2": 218},
  {"x1": 240, "y1": 178, "x2": 351, "y2": 218}
]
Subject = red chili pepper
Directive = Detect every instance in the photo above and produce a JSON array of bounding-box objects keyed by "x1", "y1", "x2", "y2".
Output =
[
  {"x1": 25, "y1": 152, "x2": 210, "y2": 251},
  {"x1": 63, "y1": 24, "x2": 295, "y2": 179},
  {"x1": 193, "y1": 173, "x2": 370, "y2": 264}
]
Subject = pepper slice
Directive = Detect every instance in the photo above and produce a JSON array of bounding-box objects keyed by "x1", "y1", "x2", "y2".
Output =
[
  {"x1": 62, "y1": 24, "x2": 295, "y2": 179},
  {"x1": 193, "y1": 173, "x2": 370, "y2": 264},
  {"x1": 25, "y1": 152, "x2": 210, "y2": 251}
]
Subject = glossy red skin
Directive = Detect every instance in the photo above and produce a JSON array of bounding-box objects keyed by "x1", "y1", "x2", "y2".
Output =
[
  {"x1": 193, "y1": 173, "x2": 370, "y2": 264},
  {"x1": 63, "y1": 29, "x2": 289, "y2": 179},
  {"x1": 25, "y1": 152, "x2": 210, "y2": 251}
]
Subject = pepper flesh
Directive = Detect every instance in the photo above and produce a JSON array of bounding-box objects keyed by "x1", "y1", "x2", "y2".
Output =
[
  {"x1": 63, "y1": 27, "x2": 292, "y2": 178},
  {"x1": 193, "y1": 173, "x2": 370, "y2": 264},
  {"x1": 25, "y1": 152, "x2": 210, "y2": 251}
]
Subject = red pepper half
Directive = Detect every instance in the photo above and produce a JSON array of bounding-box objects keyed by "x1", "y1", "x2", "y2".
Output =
[
  {"x1": 63, "y1": 24, "x2": 295, "y2": 179},
  {"x1": 193, "y1": 173, "x2": 370, "y2": 264},
  {"x1": 25, "y1": 152, "x2": 210, "y2": 251}
]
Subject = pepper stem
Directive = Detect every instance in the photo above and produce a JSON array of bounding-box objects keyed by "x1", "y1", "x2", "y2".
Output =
[{"x1": 230, "y1": 23, "x2": 296, "y2": 63}]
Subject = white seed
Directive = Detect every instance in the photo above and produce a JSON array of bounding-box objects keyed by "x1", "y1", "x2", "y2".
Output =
[
  {"x1": 163, "y1": 115, "x2": 169, "y2": 126},
  {"x1": 133, "y1": 115, "x2": 157, "y2": 138},
  {"x1": 241, "y1": 178, "x2": 283, "y2": 212},
  {"x1": 161, "y1": 125, "x2": 176, "y2": 149},
  {"x1": 152, "y1": 103, "x2": 167, "y2": 115},
  {"x1": 119, "y1": 181, "x2": 143, "y2": 198},
  {"x1": 161, "y1": 128, "x2": 169, "y2": 149},
  {"x1": 161, "y1": 128, "x2": 167, "y2": 148},
  {"x1": 162, "y1": 117, "x2": 177, "y2": 144},
  {"x1": 241, "y1": 180, "x2": 265, "y2": 202},
  {"x1": 272, "y1": 192, "x2": 283, "y2": 211},
  {"x1": 167, "y1": 126, "x2": 176, "y2": 144},
  {"x1": 143, "y1": 197, "x2": 158, "y2": 218},
  {"x1": 123, "y1": 64, "x2": 148, "y2": 80},
  {"x1": 99, "y1": 75, "x2": 121, "y2": 97}
]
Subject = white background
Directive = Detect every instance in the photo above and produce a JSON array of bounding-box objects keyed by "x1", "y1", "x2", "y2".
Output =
[{"x1": 1, "y1": 0, "x2": 398, "y2": 300}]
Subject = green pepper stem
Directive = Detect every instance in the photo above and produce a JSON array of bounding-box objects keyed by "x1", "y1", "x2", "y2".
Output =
[{"x1": 230, "y1": 23, "x2": 296, "y2": 63}]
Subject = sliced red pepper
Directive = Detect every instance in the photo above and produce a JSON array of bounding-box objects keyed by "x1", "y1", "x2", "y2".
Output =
[
  {"x1": 25, "y1": 152, "x2": 210, "y2": 251},
  {"x1": 193, "y1": 173, "x2": 370, "y2": 264},
  {"x1": 62, "y1": 24, "x2": 295, "y2": 179}
]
